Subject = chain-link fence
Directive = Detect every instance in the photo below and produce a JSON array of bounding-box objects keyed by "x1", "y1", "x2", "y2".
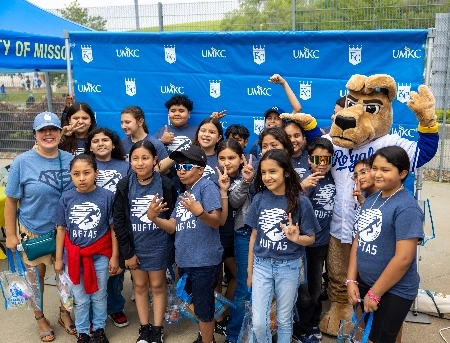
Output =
[
  {"x1": 0, "y1": 73, "x2": 67, "y2": 158},
  {"x1": 47, "y1": 0, "x2": 450, "y2": 32}
]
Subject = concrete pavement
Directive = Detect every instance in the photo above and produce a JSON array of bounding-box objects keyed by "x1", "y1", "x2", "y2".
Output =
[{"x1": 1, "y1": 176, "x2": 449, "y2": 343}]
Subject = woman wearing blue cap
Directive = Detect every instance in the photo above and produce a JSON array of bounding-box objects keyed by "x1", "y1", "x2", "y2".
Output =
[{"x1": 4, "y1": 112, "x2": 76, "y2": 342}]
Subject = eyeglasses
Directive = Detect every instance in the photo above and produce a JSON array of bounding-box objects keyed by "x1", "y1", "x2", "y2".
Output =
[
  {"x1": 351, "y1": 168, "x2": 370, "y2": 180},
  {"x1": 310, "y1": 155, "x2": 333, "y2": 165},
  {"x1": 175, "y1": 163, "x2": 202, "y2": 171}
]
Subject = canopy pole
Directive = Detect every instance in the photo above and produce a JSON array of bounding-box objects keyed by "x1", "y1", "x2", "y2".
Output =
[
  {"x1": 64, "y1": 30, "x2": 73, "y2": 96},
  {"x1": 44, "y1": 72, "x2": 53, "y2": 113}
]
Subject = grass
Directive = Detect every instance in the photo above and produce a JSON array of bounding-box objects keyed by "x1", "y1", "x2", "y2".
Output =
[
  {"x1": 1, "y1": 92, "x2": 30, "y2": 104},
  {"x1": 138, "y1": 19, "x2": 223, "y2": 32}
]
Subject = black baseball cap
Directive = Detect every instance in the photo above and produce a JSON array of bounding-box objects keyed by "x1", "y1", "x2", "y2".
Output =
[{"x1": 169, "y1": 144, "x2": 207, "y2": 167}]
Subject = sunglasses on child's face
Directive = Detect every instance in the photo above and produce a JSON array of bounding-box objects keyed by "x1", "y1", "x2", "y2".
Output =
[
  {"x1": 175, "y1": 163, "x2": 201, "y2": 171},
  {"x1": 310, "y1": 155, "x2": 333, "y2": 165}
]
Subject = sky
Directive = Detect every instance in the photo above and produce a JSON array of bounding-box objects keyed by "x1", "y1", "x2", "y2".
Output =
[{"x1": 28, "y1": 0, "x2": 201, "y2": 9}]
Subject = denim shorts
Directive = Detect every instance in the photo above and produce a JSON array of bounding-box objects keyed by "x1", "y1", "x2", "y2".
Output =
[{"x1": 178, "y1": 264, "x2": 220, "y2": 322}]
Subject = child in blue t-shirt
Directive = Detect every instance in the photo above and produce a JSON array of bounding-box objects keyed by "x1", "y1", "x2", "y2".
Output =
[
  {"x1": 85, "y1": 127, "x2": 131, "y2": 328},
  {"x1": 152, "y1": 144, "x2": 223, "y2": 343},
  {"x1": 192, "y1": 117, "x2": 224, "y2": 184},
  {"x1": 216, "y1": 140, "x2": 256, "y2": 343},
  {"x1": 246, "y1": 149, "x2": 319, "y2": 343},
  {"x1": 347, "y1": 146, "x2": 424, "y2": 343},
  {"x1": 113, "y1": 140, "x2": 177, "y2": 343},
  {"x1": 293, "y1": 137, "x2": 336, "y2": 342},
  {"x1": 120, "y1": 106, "x2": 172, "y2": 174},
  {"x1": 53, "y1": 154, "x2": 118, "y2": 343},
  {"x1": 283, "y1": 120, "x2": 309, "y2": 179},
  {"x1": 154, "y1": 94, "x2": 197, "y2": 153}
]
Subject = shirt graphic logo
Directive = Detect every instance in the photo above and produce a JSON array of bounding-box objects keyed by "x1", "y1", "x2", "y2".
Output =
[
  {"x1": 293, "y1": 47, "x2": 319, "y2": 59},
  {"x1": 348, "y1": 45, "x2": 362, "y2": 65},
  {"x1": 164, "y1": 45, "x2": 176, "y2": 64},
  {"x1": 299, "y1": 81, "x2": 312, "y2": 100},
  {"x1": 116, "y1": 47, "x2": 140, "y2": 58},
  {"x1": 397, "y1": 83, "x2": 411, "y2": 104},
  {"x1": 176, "y1": 194, "x2": 197, "y2": 222},
  {"x1": 131, "y1": 195, "x2": 154, "y2": 224},
  {"x1": 253, "y1": 116, "x2": 265, "y2": 135},
  {"x1": 167, "y1": 136, "x2": 191, "y2": 153},
  {"x1": 259, "y1": 208, "x2": 287, "y2": 242},
  {"x1": 125, "y1": 78, "x2": 137, "y2": 96},
  {"x1": 313, "y1": 184, "x2": 336, "y2": 211},
  {"x1": 96, "y1": 170, "x2": 123, "y2": 193},
  {"x1": 81, "y1": 45, "x2": 93, "y2": 63},
  {"x1": 209, "y1": 80, "x2": 221, "y2": 98},
  {"x1": 295, "y1": 167, "x2": 307, "y2": 179},
  {"x1": 203, "y1": 165, "x2": 215, "y2": 180},
  {"x1": 356, "y1": 208, "x2": 382, "y2": 242},
  {"x1": 392, "y1": 46, "x2": 421, "y2": 59},
  {"x1": 253, "y1": 45, "x2": 265, "y2": 65},
  {"x1": 38, "y1": 169, "x2": 71, "y2": 192},
  {"x1": 69, "y1": 202, "x2": 101, "y2": 231}
]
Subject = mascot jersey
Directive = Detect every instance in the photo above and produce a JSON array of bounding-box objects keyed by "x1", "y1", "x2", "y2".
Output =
[{"x1": 305, "y1": 129, "x2": 438, "y2": 244}]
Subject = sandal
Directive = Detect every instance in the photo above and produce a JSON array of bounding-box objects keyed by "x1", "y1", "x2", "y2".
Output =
[
  {"x1": 58, "y1": 307, "x2": 77, "y2": 335},
  {"x1": 35, "y1": 314, "x2": 55, "y2": 342}
]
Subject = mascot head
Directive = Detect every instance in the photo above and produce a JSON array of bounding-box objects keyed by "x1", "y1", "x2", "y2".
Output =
[{"x1": 330, "y1": 74, "x2": 396, "y2": 149}]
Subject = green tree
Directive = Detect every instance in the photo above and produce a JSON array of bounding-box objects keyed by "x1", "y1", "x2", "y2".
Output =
[{"x1": 58, "y1": 0, "x2": 107, "y2": 31}]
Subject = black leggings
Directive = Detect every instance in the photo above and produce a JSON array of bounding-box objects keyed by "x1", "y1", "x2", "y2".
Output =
[{"x1": 358, "y1": 279, "x2": 413, "y2": 343}]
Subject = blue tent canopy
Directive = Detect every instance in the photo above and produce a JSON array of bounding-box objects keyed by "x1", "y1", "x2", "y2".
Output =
[{"x1": 0, "y1": 0, "x2": 90, "y2": 71}]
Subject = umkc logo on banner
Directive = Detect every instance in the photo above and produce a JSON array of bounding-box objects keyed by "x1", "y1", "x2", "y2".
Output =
[
  {"x1": 392, "y1": 46, "x2": 421, "y2": 59},
  {"x1": 247, "y1": 85, "x2": 271, "y2": 96},
  {"x1": 77, "y1": 81, "x2": 101, "y2": 93},
  {"x1": 161, "y1": 83, "x2": 184, "y2": 94},
  {"x1": 116, "y1": 47, "x2": 140, "y2": 58},
  {"x1": 202, "y1": 47, "x2": 226, "y2": 58},
  {"x1": 293, "y1": 47, "x2": 320, "y2": 59}
]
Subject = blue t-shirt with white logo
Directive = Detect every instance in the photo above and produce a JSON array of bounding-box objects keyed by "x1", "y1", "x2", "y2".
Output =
[
  {"x1": 305, "y1": 172, "x2": 336, "y2": 247},
  {"x1": 154, "y1": 124, "x2": 197, "y2": 154},
  {"x1": 5, "y1": 149, "x2": 74, "y2": 235},
  {"x1": 75, "y1": 138, "x2": 86, "y2": 156},
  {"x1": 96, "y1": 159, "x2": 130, "y2": 194},
  {"x1": 245, "y1": 191, "x2": 319, "y2": 260},
  {"x1": 204, "y1": 152, "x2": 219, "y2": 185},
  {"x1": 219, "y1": 176, "x2": 239, "y2": 249},
  {"x1": 121, "y1": 134, "x2": 169, "y2": 162},
  {"x1": 355, "y1": 189, "x2": 423, "y2": 300},
  {"x1": 171, "y1": 177, "x2": 223, "y2": 268},
  {"x1": 128, "y1": 173, "x2": 173, "y2": 270},
  {"x1": 292, "y1": 150, "x2": 310, "y2": 180},
  {"x1": 53, "y1": 186, "x2": 113, "y2": 248}
]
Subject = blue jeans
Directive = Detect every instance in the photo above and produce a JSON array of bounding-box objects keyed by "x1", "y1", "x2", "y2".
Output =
[
  {"x1": 252, "y1": 256, "x2": 301, "y2": 343},
  {"x1": 294, "y1": 244, "x2": 328, "y2": 336},
  {"x1": 226, "y1": 227, "x2": 251, "y2": 342},
  {"x1": 72, "y1": 255, "x2": 109, "y2": 335},
  {"x1": 107, "y1": 270, "x2": 126, "y2": 315}
]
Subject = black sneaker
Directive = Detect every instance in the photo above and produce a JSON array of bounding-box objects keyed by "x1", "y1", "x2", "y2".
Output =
[
  {"x1": 137, "y1": 324, "x2": 153, "y2": 343},
  {"x1": 214, "y1": 315, "x2": 230, "y2": 335},
  {"x1": 77, "y1": 333, "x2": 91, "y2": 343},
  {"x1": 151, "y1": 326, "x2": 164, "y2": 343},
  {"x1": 91, "y1": 328, "x2": 109, "y2": 343},
  {"x1": 193, "y1": 331, "x2": 217, "y2": 343}
]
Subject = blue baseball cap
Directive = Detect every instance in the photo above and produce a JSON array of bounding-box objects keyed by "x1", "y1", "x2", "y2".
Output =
[
  {"x1": 264, "y1": 106, "x2": 286, "y2": 118},
  {"x1": 33, "y1": 111, "x2": 62, "y2": 131}
]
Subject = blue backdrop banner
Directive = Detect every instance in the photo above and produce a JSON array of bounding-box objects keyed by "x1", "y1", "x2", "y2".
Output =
[{"x1": 69, "y1": 30, "x2": 428, "y2": 147}]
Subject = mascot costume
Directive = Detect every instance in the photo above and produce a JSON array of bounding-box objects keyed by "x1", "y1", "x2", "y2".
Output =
[{"x1": 281, "y1": 74, "x2": 439, "y2": 336}]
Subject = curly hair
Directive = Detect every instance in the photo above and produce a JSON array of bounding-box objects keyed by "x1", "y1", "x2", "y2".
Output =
[
  {"x1": 85, "y1": 127, "x2": 126, "y2": 161},
  {"x1": 164, "y1": 94, "x2": 194, "y2": 112}
]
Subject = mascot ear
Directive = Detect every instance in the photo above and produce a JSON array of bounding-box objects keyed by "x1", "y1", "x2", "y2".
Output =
[
  {"x1": 365, "y1": 74, "x2": 397, "y2": 101},
  {"x1": 346, "y1": 74, "x2": 367, "y2": 92}
]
